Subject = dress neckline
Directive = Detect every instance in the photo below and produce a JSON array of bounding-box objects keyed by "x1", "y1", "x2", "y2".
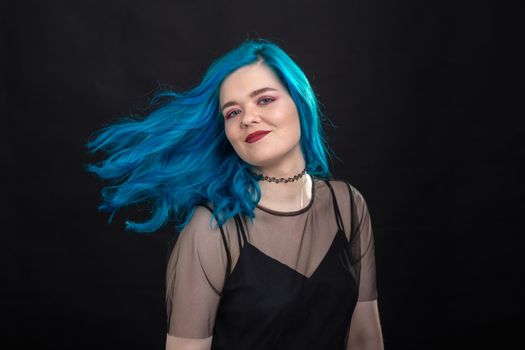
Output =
[{"x1": 256, "y1": 175, "x2": 317, "y2": 216}]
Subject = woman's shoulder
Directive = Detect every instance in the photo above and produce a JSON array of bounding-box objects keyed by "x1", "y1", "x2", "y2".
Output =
[
  {"x1": 320, "y1": 177, "x2": 367, "y2": 207},
  {"x1": 316, "y1": 177, "x2": 349, "y2": 194},
  {"x1": 185, "y1": 202, "x2": 238, "y2": 239},
  {"x1": 180, "y1": 204, "x2": 224, "y2": 239}
]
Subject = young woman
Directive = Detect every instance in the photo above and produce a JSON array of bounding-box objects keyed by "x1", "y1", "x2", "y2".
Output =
[{"x1": 87, "y1": 39, "x2": 383, "y2": 350}]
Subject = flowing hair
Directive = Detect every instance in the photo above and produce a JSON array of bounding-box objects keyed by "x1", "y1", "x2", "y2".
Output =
[{"x1": 85, "y1": 39, "x2": 336, "y2": 234}]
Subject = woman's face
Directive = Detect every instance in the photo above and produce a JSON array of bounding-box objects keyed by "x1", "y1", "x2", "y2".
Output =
[{"x1": 219, "y1": 62, "x2": 302, "y2": 169}]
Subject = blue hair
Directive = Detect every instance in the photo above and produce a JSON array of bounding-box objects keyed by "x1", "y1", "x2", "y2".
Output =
[{"x1": 86, "y1": 39, "x2": 336, "y2": 233}]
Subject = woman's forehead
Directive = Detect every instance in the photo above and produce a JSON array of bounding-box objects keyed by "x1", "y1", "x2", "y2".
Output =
[{"x1": 220, "y1": 63, "x2": 283, "y2": 101}]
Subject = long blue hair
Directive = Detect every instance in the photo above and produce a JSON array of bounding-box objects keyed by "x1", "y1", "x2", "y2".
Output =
[{"x1": 85, "y1": 39, "x2": 335, "y2": 233}]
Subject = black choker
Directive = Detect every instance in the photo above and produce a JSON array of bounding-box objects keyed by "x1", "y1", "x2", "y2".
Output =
[{"x1": 257, "y1": 168, "x2": 307, "y2": 184}]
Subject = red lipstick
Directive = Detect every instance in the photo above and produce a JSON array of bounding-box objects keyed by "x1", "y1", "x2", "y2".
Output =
[{"x1": 245, "y1": 130, "x2": 271, "y2": 143}]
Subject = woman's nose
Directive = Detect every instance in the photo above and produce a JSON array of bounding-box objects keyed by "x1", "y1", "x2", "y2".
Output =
[{"x1": 241, "y1": 105, "x2": 261, "y2": 127}]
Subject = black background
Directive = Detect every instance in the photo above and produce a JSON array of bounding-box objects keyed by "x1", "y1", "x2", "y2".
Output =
[{"x1": 3, "y1": 0, "x2": 524, "y2": 349}]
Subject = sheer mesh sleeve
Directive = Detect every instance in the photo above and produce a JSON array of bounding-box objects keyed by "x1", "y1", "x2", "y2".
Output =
[
  {"x1": 165, "y1": 205, "x2": 230, "y2": 338},
  {"x1": 348, "y1": 184, "x2": 378, "y2": 302}
]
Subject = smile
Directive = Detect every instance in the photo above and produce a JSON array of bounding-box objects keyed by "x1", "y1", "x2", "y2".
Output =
[{"x1": 245, "y1": 130, "x2": 271, "y2": 143}]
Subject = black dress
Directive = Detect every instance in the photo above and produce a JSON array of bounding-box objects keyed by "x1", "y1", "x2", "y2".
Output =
[{"x1": 166, "y1": 177, "x2": 377, "y2": 349}]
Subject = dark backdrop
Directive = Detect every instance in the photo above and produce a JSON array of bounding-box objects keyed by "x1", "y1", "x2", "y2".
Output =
[{"x1": 3, "y1": 0, "x2": 524, "y2": 349}]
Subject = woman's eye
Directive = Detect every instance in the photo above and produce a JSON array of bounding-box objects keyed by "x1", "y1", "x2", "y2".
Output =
[
  {"x1": 258, "y1": 97, "x2": 275, "y2": 105},
  {"x1": 226, "y1": 110, "x2": 240, "y2": 119},
  {"x1": 224, "y1": 98, "x2": 274, "y2": 119}
]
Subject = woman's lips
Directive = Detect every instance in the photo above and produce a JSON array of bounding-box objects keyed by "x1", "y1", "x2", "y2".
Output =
[{"x1": 245, "y1": 130, "x2": 271, "y2": 143}]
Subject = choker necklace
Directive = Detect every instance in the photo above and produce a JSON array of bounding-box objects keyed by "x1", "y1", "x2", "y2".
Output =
[{"x1": 257, "y1": 168, "x2": 307, "y2": 184}]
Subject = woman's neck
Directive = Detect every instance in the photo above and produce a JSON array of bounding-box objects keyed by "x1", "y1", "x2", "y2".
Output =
[{"x1": 255, "y1": 166, "x2": 312, "y2": 212}]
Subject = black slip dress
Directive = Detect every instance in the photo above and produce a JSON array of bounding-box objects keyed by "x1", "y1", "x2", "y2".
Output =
[{"x1": 209, "y1": 180, "x2": 359, "y2": 350}]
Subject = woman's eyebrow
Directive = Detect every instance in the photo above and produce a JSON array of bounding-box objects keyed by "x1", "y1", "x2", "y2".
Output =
[{"x1": 221, "y1": 87, "x2": 278, "y2": 111}]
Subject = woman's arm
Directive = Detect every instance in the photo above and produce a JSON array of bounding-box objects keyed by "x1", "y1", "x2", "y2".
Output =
[
  {"x1": 166, "y1": 335, "x2": 213, "y2": 350},
  {"x1": 347, "y1": 300, "x2": 384, "y2": 350},
  {"x1": 165, "y1": 206, "x2": 228, "y2": 349}
]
